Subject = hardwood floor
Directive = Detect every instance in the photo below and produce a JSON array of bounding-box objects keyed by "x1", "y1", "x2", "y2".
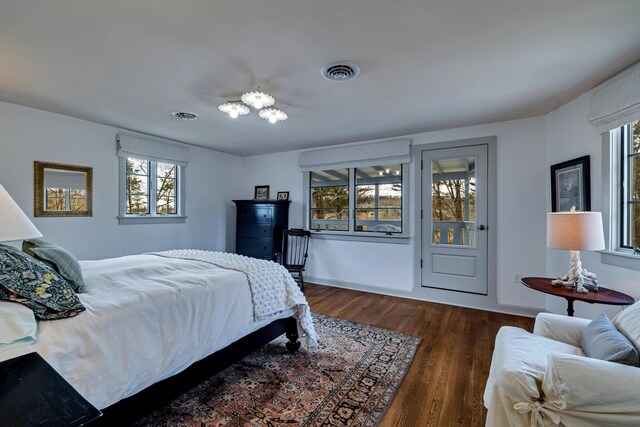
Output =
[{"x1": 304, "y1": 283, "x2": 535, "y2": 427}]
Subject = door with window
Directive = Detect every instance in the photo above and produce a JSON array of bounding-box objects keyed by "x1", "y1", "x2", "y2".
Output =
[{"x1": 421, "y1": 144, "x2": 488, "y2": 295}]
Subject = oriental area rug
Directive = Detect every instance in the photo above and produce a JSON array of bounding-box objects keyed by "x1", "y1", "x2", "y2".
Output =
[{"x1": 135, "y1": 313, "x2": 421, "y2": 427}]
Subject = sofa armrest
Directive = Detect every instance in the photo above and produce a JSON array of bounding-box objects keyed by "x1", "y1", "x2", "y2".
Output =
[
  {"x1": 533, "y1": 312, "x2": 590, "y2": 346},
  {"x1": 543, "y1": 353, "x2": 640, "y2": 415}
]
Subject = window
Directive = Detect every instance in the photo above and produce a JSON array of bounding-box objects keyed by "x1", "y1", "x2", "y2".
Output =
[
  {"x1": 117, "y1": 133, "x2": 188, "y2": 224},
  {"x1": 124, "y1": 157, "x2": 180, "y2": 216},
  {"x1": 621, "y1": 120, "x2": 640, "y2": 249},
  {"x1": 308, "y1": 163, "x2": 408, "y2": 237}
]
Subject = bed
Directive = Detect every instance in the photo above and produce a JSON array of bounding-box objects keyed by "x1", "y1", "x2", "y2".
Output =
[{"x1": 0, "y1": 248, "x2": 316, "y2": 424}]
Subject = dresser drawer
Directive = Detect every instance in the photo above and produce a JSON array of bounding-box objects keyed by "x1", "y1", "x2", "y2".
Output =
[
  {"x1": 237, "y1": 238, "x2": 273, "y2": 259},
  {"x1": 238, "y1": 223, "x2": 273, "y2": 238},
  {"x1": 238, "y1": 207, "x2": 272, "y2": 223}
]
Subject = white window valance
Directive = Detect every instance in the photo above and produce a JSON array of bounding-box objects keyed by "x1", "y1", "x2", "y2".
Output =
[
  {"x1": 117, "y1": 133, "x2": 190, "y2": 167},
  {"x1": 299, "y1": 138, "x2": 412, "y2": 172},
  {"x1": 588, "y1": 61, "x2": 640, "y2": 134}
]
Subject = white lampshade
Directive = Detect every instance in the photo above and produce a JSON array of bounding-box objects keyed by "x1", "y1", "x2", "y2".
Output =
[
  {"x1": 547, "y1": 211, "x2": 605, "y2": 251},
  {"x1": 0, "y1": 184, "x2": 42, "y2": 242}
]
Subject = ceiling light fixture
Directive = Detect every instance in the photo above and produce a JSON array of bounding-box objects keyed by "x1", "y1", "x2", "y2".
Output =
[
  {"x1": 219, "y1": 88, "x2": 287, "y2": 124},
  {"x1": 241, "y1": 88, "x2": 275, "y2": 110},
  {"x1": 218, "y1": 101, "x2": 250, "y2": 119},
  {"x1": 259, "y1": 108, "x2": 288, "y2": 124}
]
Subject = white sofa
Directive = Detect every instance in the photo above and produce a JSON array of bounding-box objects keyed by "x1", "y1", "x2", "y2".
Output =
[{"x1": 484, "y1": 302, "x2": 640, "y2": 426}]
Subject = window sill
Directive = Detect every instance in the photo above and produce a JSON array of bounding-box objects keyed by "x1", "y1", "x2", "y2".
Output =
[
  {"x1": 118, "y1": 215, "x2": 186, "y2": 225},
  {"x1": 600, "y1": 250, "x2": 640, "y2": 272},
  {"x1": 310, "y1": 231, "x2": 410, "y2": 244}
]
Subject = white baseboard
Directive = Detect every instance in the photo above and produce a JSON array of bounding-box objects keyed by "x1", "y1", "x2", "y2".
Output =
[{"x1": 306, "y1": 276, "x2": 540, "y2": 318}]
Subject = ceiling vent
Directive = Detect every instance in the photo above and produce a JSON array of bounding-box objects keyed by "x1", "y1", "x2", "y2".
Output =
[
  {"x1": 172, "y1": 111, "x2": 199, "y2": 121},
  {"x1": 321, "y1": 61, "x2": 360, "y2": 81}
]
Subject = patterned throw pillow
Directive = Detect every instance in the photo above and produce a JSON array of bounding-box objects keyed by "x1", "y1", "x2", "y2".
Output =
[
  {"x1": 22, "y1": 240, "x2": 86, "y2": 293},
  {"x1": 580, "y1": 313, "x2": 640, "y2": 367},
  {"x1": 0, "y1": 244, "x2": 85, "y2": 320}
]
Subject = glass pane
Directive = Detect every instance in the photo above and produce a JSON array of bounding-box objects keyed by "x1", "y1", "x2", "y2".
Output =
[
  {"x1": 127, "y1": 158, "x2": 148, "y2": 175},
  {"x1": 431, "y1": 157, "x2": 475, "y2": 246},
  {"x1": 631, "y1": 203, "x2": 640, "y2": 248},
  {"x1": 127, "y1": 177, "x2": 148, "y2": 196},
  {"x1": 126, "y1": 157, "x2": 149, "y2": 214},
  {"x1": 631, "y1": 120, "x2": 640, "y2": 154},
  {"x1": 157, "y1": 197, "x2": 176, "y2": 214},
  {"x1": 127, "y1": 195, "x2": 149, "y2": 214},
  {"x1": 157, "y1": 177, "x2": 176, "y2": 197},
  {"x1": 310, "y1": 168, "x2": 350, "y2": 232},
  {"x1": 46, "y1": 188, "x2": 66, "y2": 211},
  {"x1": 70, "y1": 189, "x2": 86, "y2": 211},
  {"x1": 354, "y1": 164, "x2": 402, "y2": 233},
  {"x1": 157, "y1": 162, "x2": 176, "y2": 179}
]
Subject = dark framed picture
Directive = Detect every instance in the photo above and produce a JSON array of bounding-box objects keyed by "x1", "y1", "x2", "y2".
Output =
[
  {"x1": 254, "y1": 185, "x2": 270, "y2": 200},
  {"x1": 550, "y1": 155, "x2": 590, "y2": 212},
  {"x1": 276, "y1": 191, "x2": 289, "y2": 201}
]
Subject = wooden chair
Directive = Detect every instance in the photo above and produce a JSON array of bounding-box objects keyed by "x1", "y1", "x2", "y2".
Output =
[{"x1": 277, "y1": 228, "x2": 311, "y2": 292}]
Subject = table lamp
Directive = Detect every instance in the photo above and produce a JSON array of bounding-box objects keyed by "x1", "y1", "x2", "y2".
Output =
[
  {"x1": 0, "y1": 184, "x2": 42, "y2": 243},
  {"x1": 547, "y1": 208, "x2": 605, "y2": 293}
]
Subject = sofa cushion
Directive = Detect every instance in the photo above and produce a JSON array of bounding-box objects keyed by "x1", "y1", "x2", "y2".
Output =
[
  {"x1": 581, "y1": 313, "x2": 639, "y2": 367},
  {"x1": 613, "y1": 301, "x2": 640, "y2": 353}
]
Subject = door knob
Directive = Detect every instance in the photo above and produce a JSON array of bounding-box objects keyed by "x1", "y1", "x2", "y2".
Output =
[{"x1": 478, "y1": 225, "x2": 486, "y2": 230}]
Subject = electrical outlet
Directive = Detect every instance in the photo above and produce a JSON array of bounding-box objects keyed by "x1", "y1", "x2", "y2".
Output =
[{"x1": 513, "y1": 273, "x2": 523, "y2": 283}]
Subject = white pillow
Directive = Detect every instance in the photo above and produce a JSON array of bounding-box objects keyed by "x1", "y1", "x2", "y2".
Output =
[
  {"x1": 0, "y1": 301, "x2": 37, "y2": 346},
  {"x1": 612, "y1": 300, "x2": 640, "y2": 352}
]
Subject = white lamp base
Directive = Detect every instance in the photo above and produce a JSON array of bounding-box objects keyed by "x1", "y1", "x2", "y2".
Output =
[{"x1": 551, "y1": 250, "x2": 598, "y2": 293}]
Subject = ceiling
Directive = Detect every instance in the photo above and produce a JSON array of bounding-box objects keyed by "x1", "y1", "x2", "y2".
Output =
[{"x1": 1, "y1": 0, "x2": 639, "y2": 156}]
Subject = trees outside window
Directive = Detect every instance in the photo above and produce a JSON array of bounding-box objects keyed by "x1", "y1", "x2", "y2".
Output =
[{"x1": 125, "y1": 158, "x2": 179, "y2": 216}]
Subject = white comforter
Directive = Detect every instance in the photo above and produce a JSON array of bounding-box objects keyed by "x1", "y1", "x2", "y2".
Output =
[{"x1": 0, "y1": 254, "x2": 303, "y2": 409}]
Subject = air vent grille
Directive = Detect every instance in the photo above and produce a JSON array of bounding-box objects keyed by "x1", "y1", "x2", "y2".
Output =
[
  {"x1": 172, "y1": 111, "x2": 199, "y2": 121},
  {"x1": 321, "y1": 62, "x2": 360, "y2": 81}
]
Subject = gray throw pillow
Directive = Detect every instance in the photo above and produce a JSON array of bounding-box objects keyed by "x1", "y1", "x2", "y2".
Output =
[
  {"x1": 580, "y1": 313, "x2": 640, "y2": 367},
  {"x1": 0, "y1": 244, "x2": 85, "y2": 320},
  {"x1": 22, "y1": 240, "x2": 86, "y2": 293}
]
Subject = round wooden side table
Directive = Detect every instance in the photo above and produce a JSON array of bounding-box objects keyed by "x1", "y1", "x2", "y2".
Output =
[{"x1": 521, "y1": 277, "x2": 635, "y2": 317}]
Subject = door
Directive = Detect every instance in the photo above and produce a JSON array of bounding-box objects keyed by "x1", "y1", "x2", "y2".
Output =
[{"x1": 421, "y1": 144, "x2": 488, "y2": 295}]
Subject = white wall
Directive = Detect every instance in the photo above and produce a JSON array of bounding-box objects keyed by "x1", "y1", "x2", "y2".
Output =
[
  {"x1": 545, "y1": 93, "x2": 640, "y2": 319},
  {"x1": 0, "y1": 102, "x2": 243, "y2": 259},
  {"x1": 242, "y1": 117, "x2": 549, "y2": 316}
]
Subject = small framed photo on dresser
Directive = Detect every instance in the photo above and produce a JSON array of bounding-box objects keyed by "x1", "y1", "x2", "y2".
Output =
[
  {"x1": 276, "y1": 191, "x2": 289, "y2": 201},
  {"x1": 254, "y1": 185, "x2": 270, "y2": 200}
]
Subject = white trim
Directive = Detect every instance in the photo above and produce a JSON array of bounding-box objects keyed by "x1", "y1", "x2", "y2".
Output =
[
  {"x1": 118, "y1": 216, "x2": 187, "y2": 225},
  {"x1": 299, "y1": 138, "x2": 412, "y2": 171},
  {"x1": 588, "y1": 60, "x2": 640, "y2": 134}
]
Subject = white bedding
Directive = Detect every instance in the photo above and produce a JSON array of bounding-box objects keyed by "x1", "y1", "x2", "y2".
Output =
[{"x1": 0, "y1": 254, "x2": 299, "y2": 409}]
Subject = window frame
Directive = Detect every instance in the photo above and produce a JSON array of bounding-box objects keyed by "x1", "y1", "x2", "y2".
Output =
[
  {"x1": 601, "y1": 123, "x2": 640, "y2": 270},
  {"x1": 304, "y1": 163, "x2": 410, "y2": 242},
  {"x1": 118, "y1": 157, "x2": 186, "y2": 225}
]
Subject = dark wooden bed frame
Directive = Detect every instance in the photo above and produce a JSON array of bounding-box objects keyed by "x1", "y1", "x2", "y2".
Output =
[{"x1": 92, "y1": 316, "x2": 300, "y2": 426}]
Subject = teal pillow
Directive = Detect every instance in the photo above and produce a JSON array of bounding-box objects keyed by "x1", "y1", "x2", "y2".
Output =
[
  {"x1": 22, "y1": 240, "x2": 86, "y2": 293},
  {"x1": 0, "y1": 244, "x2": 85, "y2": 320}
]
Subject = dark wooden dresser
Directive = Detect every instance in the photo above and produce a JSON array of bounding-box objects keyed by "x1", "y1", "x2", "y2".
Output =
[{"x1": 233, "y1": 200, "x2": 290, "y2": 261}]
